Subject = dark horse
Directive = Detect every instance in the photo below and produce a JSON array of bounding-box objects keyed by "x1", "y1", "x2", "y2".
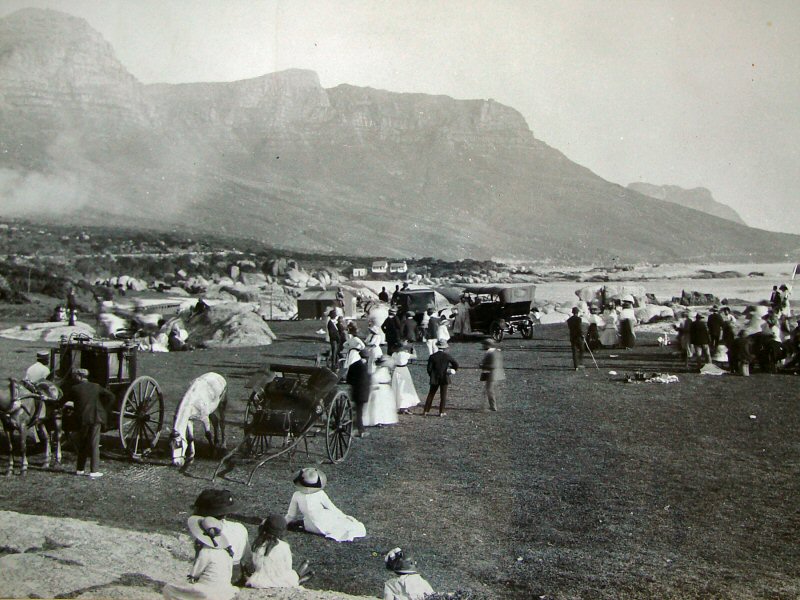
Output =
[{"x1": 0, "y1": 379, "x2": 64, "y2": 475}]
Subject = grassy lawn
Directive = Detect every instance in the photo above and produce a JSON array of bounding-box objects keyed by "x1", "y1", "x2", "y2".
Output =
[{"x1": 0, "y1": 319, "x2": 798, "y2": 599}]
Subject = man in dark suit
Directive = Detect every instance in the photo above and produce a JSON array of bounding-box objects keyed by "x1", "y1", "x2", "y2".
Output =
[
  {"x1": 382, "y1": 308, "x2": 402, "y2": 354},
  {"x1": 67, "y1": 368, "x2": 114, "y2": 478},
  {"x1": 707, "y1": 306, "x2": 724, "y2": 356},
  {"x1": 326, "y1": 310, "x2": 340, "y2": 369},
  {"x1": 345, "y1": 348, "x2": 371, "y2": 437},
  {"x1": 567, "y1": 307, "x2": 585, "y2": 370},
  {"x1": 378, "y1": 287, "x2": 389, "y2": 302},
  {"x1": 690, "y1": 313, "x2": 711, "y2": 368},
  {"x1": 422, "y1": 339, "x2": 459, "y2": 417},
  {"x1": 400, "y1": 311, "x2": 417, "y2": 343}
]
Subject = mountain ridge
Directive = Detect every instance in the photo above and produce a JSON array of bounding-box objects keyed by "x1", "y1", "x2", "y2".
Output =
[{"x1": 1, "y1": 8, "x2": 798, "y2": 263}]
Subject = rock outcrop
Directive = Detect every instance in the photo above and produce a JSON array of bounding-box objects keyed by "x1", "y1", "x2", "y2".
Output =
[{"x1": 627, "y1": 182, "x2": 747, "y2": 226}]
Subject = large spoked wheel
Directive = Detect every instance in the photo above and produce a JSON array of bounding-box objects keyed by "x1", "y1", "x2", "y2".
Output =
[
  {"x1": 490, "y1": 320, "x2": 505, "y2": 342},
  {"x1": 325, "y1": 390, "x2": 353, "y2": 463},
  {"x1": 118, "y1": 376, "x2": 164, "y2": 460},
  {"x1": 242, "y1": 391, "x2": 272, "y2": 457},
  {"x1": 521, "y1": 320, "x2": 534, "y2": 339}
]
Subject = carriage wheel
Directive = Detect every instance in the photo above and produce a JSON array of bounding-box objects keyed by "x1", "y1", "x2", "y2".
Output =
[
  {"x1": 521, "y1": 320, "x2": 534, "y2": 339},
  {"x1": 325, "y1": 390, "x2": 353, "y2": 463},
  {"x1": 490, "y1": 320, "x2": 505, "y2": 342},
  {"x1": 242, "y1": 391, "x2": 271, "y2": 457},
  {"x1": 119, "y1": 376, "x2": 164, "y2": 459}
]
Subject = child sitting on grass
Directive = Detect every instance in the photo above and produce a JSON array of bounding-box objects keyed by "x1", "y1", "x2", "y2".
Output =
[
  {"x1": 383, "y1": 547, "x2": 434, "y2": 600},
  {"x1": 163, "y1": 516, "x2": 237, "y2": 600},
  {"x1": 246, "y1": 514, "x2": 312, "y2": 588}
]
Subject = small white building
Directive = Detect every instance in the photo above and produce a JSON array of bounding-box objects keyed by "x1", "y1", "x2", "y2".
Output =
[
  {"x1": 352, "y1": 267, "x2": 368, "y2": 277},
  {"x1": 372, "y1": 261, "x2": 388, "y2": 273},
  {"x1": 389, "y1": 261, "x2": 408, "y2": 274}
]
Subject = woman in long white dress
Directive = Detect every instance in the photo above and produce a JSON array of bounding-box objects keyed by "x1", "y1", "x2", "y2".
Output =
[
  {"x1": 363, "y1": 356, "x2": 399, "y2": 427},
  {"x1": 285, "y1": 468, "x2": 366, "y2": 542},
  {"x1": 599, "y1": 306, "x2": 620, "y2": 348},
  {"x1": 392, "y1": 342, "x2": 420, "y2": 414}
]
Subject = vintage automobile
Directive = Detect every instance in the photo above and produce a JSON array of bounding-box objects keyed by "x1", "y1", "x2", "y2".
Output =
[
  {"x1": 460, "y1": 283, "x2": 536, "y2": 341},
  {"x1": 394, "y1": 288, "x2": 437, "y2": 339}
]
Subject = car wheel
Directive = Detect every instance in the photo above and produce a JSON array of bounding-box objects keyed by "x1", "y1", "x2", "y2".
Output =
[{"x1": 490, "y1": 321, "x2": 505, "y2": 342}]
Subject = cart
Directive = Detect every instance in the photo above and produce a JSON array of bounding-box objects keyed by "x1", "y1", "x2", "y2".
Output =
[
  {"x1": 49, "y1": 333, "x2": 164, "y2": 460},
  {"x1": 212, "y1": 363, "x2": 352, "y2": 485}
]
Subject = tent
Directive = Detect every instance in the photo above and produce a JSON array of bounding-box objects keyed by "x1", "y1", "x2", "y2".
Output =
[{"x1": 297, "y1": 288, "x2": 357, "y2": 319}]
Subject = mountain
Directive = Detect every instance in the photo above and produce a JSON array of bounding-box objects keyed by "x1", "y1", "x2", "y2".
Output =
[
  {"x1": 627, "y1": 183, "x2": 746, "y2": 226},
  {"x1": 1, "y1": 8, "x2": 799, "y2": 263}
]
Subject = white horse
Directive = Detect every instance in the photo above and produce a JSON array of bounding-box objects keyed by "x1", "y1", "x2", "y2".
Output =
[{"x1": 168, "y1": 372, "x2": 227, "y2": 467}]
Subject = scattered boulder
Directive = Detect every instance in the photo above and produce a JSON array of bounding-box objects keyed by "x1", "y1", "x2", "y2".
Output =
[
  {"x1": 187, "y1": 303, "x2": 277, "y2": 347},
  {"x1": 677, "y1": 291, "x2": 720, "y2": 306}
]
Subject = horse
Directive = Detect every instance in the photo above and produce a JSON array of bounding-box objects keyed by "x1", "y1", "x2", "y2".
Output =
[
  {"x1": 168, "y1": 372, "x2": 227, "y2": 467},
  {"x1": 0, "y1": 379, "x2": 63, "y2": 475}
]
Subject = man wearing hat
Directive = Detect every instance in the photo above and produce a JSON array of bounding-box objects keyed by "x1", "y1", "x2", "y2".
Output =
[
  {"x1": 690, "y1": 313, "x2": 712, "y2": 368},
  {"x1": 422, "y1": 339, "x2": 459, "y2": 417},
  {"x1": 192, "y1": 488, "x2": 251, "y2": 583},
  {"x1": 345, "y1": 347, "x2": 371, "y2": 437},
  {"x1": 479, "y1": 338, "x2": 504, "y2": 411},
  {"x1": 400, "y1": 311, "x2": 418, "y2": 343},
  {"x1": 66, "y1": 368, "x2": 115, "y2": 478},
  {"x1": 707, "y1": 306, "x2": 724, "y2": 356},
  {"x1": 567, "y1": 307, "x2": 585, "y2": 370},
  {"x1": 382, "y1": 308, "x2": 402, "y2": 354},
  {"x1": 326, "y1": 310, "x2": 341, "y2": 369},
  {"x1": 24, "y1": 350, "x2": 51, "y2": 383}
]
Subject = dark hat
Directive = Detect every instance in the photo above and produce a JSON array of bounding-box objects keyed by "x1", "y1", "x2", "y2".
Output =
[
  {"x1": 385, "y1": 548, "x2": 418, "y2": 575},
  {"x1": 193, "y1": 488, "x2": 238, "y2": 517},
  {"x1": 710, "y1": 305, "x2": 719, "y2": 312},
  {"x1": 328, "y1": 310, "x2": 337, "y2": 318},
  {"x1": 780, "y1": 284, "x2": 788, "y2": 290},
  {"x1": 258, "y1": 514, "x2": 287, "y2": 540},
  {"x1": 571, "y1": 307, "x2": 579, "y2": 315},
  {"x1": 293, "y1": 467, "x2": 326, "y2": 494}
]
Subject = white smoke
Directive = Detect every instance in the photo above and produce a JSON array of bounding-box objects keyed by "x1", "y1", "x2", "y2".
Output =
[{"x1": 0, "y1": 167, "x2": 90, "y2": 215}]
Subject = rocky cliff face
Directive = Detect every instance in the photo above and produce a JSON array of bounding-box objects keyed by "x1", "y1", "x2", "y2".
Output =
[
  {"x1": 627, "y1": 182, "x2": 746, "y2": 226},
  {"x1": 1, "y1": 8, "x2": 798, "y2": 262}
]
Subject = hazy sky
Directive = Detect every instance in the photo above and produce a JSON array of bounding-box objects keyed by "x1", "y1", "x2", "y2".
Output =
[{"x1": 2, "y1": 0, "x2": 799, "y2": 234}]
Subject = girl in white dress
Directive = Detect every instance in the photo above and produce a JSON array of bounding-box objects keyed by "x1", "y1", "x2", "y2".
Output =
[
  {"x1": 285, "y1": 468, "x2": 366, "y2": 542},
  {"x1": 383, "y1": 547, "x2": 434, "y2": 600},
  {"x1": 363, "y1": 355, "x2": 399, "y2": 427},
  {"x1": 246, "y1": 514, "x2": 311, "y2": 589},
  {"x1": 392, "y1": 341, "x2": 420, "y2": 414},
  {"x1": 342, "y1": 336, "x2": 366, "y2": 371},
  {"x1": 163, "y1": 516, "x2": 237, "y2": 600}
]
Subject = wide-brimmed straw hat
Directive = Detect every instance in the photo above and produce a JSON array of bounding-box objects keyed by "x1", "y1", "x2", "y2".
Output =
[
  {"x1": 293, "y1": 467, "x2": 327, "y2": 494},
  {"x1": 192, "y1": 488, "x2": 239, "y2": 517},
  {"x1": 436, "y1": 339, "x2": 448, "y2": 349},
  {"x1": 187, "y1": 515, "x2": 231, "y2": 549}
]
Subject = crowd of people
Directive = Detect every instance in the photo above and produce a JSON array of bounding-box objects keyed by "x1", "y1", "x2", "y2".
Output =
[
  {"x1": 567, "y1": 282, "x2": 797, "y2": 374},
  {"x1": 162, "y1": 470, "x2": 433, "y2": 600}
]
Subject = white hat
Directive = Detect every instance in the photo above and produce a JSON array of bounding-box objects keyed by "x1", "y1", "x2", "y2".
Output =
[
  {"x1": 293, "y1": 467, "x2": 327, "y2": 494},
  {"x1": 187, "y1": 516, "x2": 231, "y2": 549}
]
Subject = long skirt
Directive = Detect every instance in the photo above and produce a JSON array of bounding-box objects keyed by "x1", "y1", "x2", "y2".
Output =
[
  {"x1": 599, "y1": 326, "x2": 619, "y2": 348},
  {"x1": 392, "y1": 365, "x2": 420, "y2": 410},
  {"x1": 363, "y1": 382, "x2": 398, "y2": 426},
  {"x1": 620, "y1": 319, "x2": 636, "y2": 349}
]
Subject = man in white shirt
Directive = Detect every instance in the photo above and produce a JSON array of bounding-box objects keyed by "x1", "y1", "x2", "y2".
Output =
[{"x1": 24, "y1": 351, "x2": 51, "y2": 383}]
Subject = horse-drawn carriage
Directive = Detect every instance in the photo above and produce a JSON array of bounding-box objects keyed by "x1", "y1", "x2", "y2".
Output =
[
  {"x1": 213, "y1": 363, "x2": 353, "y2": 485},
  {"x1": 49, "y1": 333, "x2": 165, "y2": 460}
]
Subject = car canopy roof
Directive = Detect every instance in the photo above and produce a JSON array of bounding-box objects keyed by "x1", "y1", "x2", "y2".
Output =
[{"x1": 462, "y1": 283, "x2": 536, "y2": 304}]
